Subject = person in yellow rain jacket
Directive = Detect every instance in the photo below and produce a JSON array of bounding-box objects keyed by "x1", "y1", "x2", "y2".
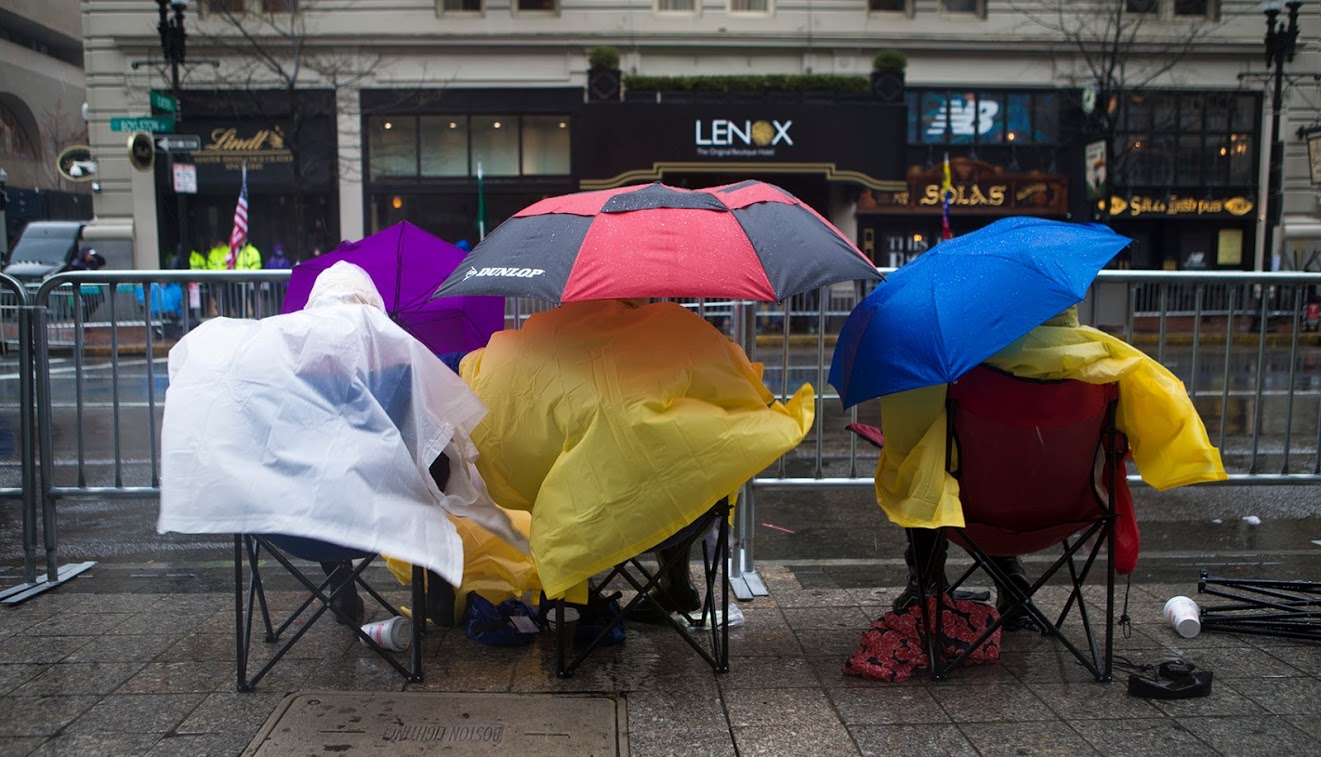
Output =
[
  {"x1": 206, "y1": 239, "x2": 229, "y2": 270},
  {"x1": 877, "y1": 306, "x2": 1227, "y2": 621},
  {"x1": 237, "y1": 242, "x2": 262, "y2": 270},
  {"x1": 457, "y1": 298, "x2": 814, "y2": 605}
]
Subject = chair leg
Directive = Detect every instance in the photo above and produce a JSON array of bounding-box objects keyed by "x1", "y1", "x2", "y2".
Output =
[
  {"x1": 235, "y1": 536, "x2": 251, "y2": 693},
  {"x1": 410, "y1": 565, "x2": 425, "y2": 683}
]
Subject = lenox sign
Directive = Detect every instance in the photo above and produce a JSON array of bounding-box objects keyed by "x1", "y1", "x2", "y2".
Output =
[
  {"x1": 574, "y1": 101, "x2": 906, "y2": 187},
  {"x1": 694, "y1": 119, "x2": 794, "y2": 147}
]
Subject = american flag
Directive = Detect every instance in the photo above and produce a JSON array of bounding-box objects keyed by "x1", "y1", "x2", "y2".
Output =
[
  {"x1": 940, "y1": 152, "x2": 954, "y2": 241},
  {"x1": 225, "y1": 161, "x2": 249, "y2": 270}
]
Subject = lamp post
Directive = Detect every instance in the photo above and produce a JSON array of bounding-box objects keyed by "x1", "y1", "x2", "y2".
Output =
[
  {"x1": 1261, "y1": 0, "x2": 1302, "y2": 273},
  {"x1": 157, "y1": 0, "x2": 190, "y2": 268},
  {"x1": 158, "y1": 0, "x2": 187, "y2": 113}
]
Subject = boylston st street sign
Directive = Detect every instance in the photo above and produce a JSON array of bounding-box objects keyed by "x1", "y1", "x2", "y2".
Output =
[{"x1": 111, "y1": 116, "x2": 175, "y2": 133}]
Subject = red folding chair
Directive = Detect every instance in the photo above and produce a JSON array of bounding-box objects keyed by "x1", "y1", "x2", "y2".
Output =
[{"x1": 909, "y1": 365, "x2": 1129, "y2": 682}]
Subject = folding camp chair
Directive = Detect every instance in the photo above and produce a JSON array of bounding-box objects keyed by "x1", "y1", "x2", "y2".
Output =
[
  {"x1": 897, "y1": 365, "x2": 1128, "y2": 682},
  {"x1": 234, "y1": 534, "x2": 426, "y2": 692},
  {"x1": 552, "y1": 496, "x2": 732, "y2": 678}
]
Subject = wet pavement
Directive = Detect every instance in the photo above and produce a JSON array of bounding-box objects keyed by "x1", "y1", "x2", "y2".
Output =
[{"x1": 1, "y1": 483, "x2": 1320, "y2": 756}]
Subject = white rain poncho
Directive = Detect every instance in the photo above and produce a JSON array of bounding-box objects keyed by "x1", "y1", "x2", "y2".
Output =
[{"x1": 158, "y1": 262, "x2": 521, "y2": 585}]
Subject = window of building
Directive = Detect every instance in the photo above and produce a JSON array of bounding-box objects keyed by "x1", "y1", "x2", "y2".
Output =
[
  {"x1": 471, "y1": 116, "x2": 519, "y2": 176},
  {"x1": 730, "y1": 0, "x2": 770, "y2": 13},
  {"x1": 1112, "y1": 91, "x2": 1257, "y2": 189},
  {"x1": 205, "y1": 0, "x2": 245, "y2": 12},
  {"x1": 367, "y1": 117, "x2": 419, "y2": 179},
  {"x1": 368, "y1": 114, "x2": 571, "y2": 180},
  {"x1": 868, "y1": 0, "x2": 910, "y2": 12},
  {"x1": 1126, "y1": 0, "x2": 1157, "y2": 13},
  {"x1": 521, "y1": 116, "x2": 571, "y2": 175},
  {"x1": 1173, "y1": 0, "x2": 1210, "y2": 15},
  {"x1": 517, "y1": 0, "x2": 556, "y2": 10},
  {"x1": 420, "y1": 117, "x2": 468, "y2": 177},
  {"x1": 262, "y1": 0, "x2": 297, "y2": 11},
  {"x1": 908, "y1": 89, "x2": 1059, "y2": 146},
  {"x1": 0, "y1": 105, "x2": 36, "y2": 159},
  {"x1": 942, "y1": 0, "x2": 984, "y2": 15},
  {"x1": 443, "y1": 0, "x2": 482, "y2": 9},
  {"x1": 657, "y1": 0, "x2": 697, "y2": 11}
]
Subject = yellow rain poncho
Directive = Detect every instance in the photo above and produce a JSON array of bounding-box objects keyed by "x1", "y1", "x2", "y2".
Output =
[
  {"x1": 460, "y1": 299, "x2": 814, "y2": 599},
  {"x1": 876, "y1": 307, "x2": 1227, "y2": 530}
]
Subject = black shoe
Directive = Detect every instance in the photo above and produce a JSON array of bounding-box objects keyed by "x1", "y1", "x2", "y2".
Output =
[
  {"x1": 624, "y1": 582, "x2": 702, "y2": 625},
  {"x1": 321, "y1": 560, "x2": 365, "y2": 627},
  {"x1": 892, "y1": 571, "x2": 949, "y2": 613},
  {"x1": 426, "y1": 574, "x2": 457, "y2": 628},
  {"x1": 330, "y1": 587, "x2": 365, "y2": 627},
  {"x1": 994, "y1": 570, "x2": 1045, "y2": 633}
]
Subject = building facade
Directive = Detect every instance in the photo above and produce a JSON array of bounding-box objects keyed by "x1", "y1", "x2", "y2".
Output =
[
  {"x1": 0, "y1": 0, "x2": 92, "y2": 252},
  {"x1": 79, "y1": 0, "x2": 1321, "y2": 274}
]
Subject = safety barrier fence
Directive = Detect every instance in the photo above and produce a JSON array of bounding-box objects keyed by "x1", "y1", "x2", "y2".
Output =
[{"x1": 4, "y1": 269, "x2": 1321, "y2": 602}]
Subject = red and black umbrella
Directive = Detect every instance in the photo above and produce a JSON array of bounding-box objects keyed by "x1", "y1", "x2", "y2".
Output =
[{"x1": 432, "y1": 180, "x2": 881, "y2": 303}]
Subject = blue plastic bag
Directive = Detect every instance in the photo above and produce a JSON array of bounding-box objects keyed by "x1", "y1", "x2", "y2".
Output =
[{"x1": 463, "y1": 592, "x2": 541, "y2": 646}]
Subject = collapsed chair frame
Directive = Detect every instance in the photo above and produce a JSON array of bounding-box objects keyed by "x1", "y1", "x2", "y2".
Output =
[
  {"x1": 554, "y1": 497, "x2": 732, "y2": 678},
  {"x1": 234, "y1": 534, "x2": 427, "y2": 692},
  {"x1": 1198, "y1": 570, "x2": 1321, "y2": 641}
]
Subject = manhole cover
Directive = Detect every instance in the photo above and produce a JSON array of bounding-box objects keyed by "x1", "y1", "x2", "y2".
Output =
[{"x1": 242, "y1": 691, "x2": 624, "y2": 756}]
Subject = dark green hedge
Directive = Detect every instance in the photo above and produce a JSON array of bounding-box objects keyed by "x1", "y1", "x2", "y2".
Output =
[{"x1": 622, "y1": 74, "x2": 870, "y2": 93}]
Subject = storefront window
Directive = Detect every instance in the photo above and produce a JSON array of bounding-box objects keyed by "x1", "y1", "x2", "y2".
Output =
[
  {"x1": 1113, "y1": 91, "x2": 1259, "y2": 190},
  {"x1": 1175, "y1": 135, "x2": 1201, "y2": 185},
  {"x1": 368, "y1": 116, "x2": 417, "y2": 179},
  {"x1": 368, "y1": 113, "x2": 572, "y2": 179},
  {"x1": 471, "y1": 116, "x2": 520, "y2": 176},
  {"x1": 420, "y1": 116, "x2": 468, "y2": 177},
  {"x1": 1227, "y1": 133, "x2": 1253, "y2": 184},
  {"x1": 521, "y1": 116, "x2": 571, "y2": 175},
  {"x1": 909, "y1": 89, "x2": 1058, "y2": 146}
]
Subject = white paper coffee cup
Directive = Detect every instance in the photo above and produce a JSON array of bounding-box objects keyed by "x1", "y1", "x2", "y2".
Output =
[
  {"x1": 546, "y1": 606, "x2": 580, "y2": 641},
  {"x1": 360, "y1": 616, "x2": 412, "y2": 652},
  {"x1": 1163, "y1": 596, "x2": 1201, "y2": 638}
]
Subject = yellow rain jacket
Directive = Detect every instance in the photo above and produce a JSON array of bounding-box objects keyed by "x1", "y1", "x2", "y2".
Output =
[
  {"x1": 875, "y1": 308, "x2": 1227, "y2": 529},
  {"x1": 460, "y1": 299, "x2": 814, "y2": 599}
]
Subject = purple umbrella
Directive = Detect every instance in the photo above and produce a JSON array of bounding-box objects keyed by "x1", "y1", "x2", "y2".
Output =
[{"x1": 282, "y1": 221, "x2": 504, "y2": 355}]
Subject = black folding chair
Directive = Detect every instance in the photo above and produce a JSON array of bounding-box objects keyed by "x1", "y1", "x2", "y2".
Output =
[
  {"x1": 553, "y1": 497, "x2": 732, "y2": 678},
  {"x1": 234, "y1": 533, "x2": 426, "y2": 691}
]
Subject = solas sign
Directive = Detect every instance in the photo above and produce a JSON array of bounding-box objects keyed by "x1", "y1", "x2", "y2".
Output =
[{"x1": 693, "y1": 119, "x2": 794, "y2": 157}]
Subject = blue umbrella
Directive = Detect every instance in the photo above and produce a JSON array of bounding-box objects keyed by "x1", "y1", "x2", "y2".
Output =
[{"x1": 829, "y1": 217, "x2": 1131, "y2": 409}]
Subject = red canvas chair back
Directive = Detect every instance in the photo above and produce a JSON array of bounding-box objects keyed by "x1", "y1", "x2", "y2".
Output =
[{"x1": 946, "y1": 365, "x2": 1120, "y2": 557}]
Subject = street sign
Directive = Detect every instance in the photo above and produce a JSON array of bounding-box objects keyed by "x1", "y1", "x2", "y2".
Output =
[
  {"x1": 150, "y1": 90, "x2": 178, "y2": 114},
  {"x1": 111, "y1": 116, "x2": 175, "y2": 133},
  {"x1": 173, "y1": 163, "x2": 198, "y2": 194},
  {"x1": 156, "y1": 134, "x2": 201, "y2": 152}
]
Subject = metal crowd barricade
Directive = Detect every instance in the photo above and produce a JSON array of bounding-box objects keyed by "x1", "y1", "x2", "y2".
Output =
[
  {"x1": 731, "y1": 270, "x2": 1321, "y2": 598},
  {"x1": 13, "y1": 267, "x2": 1321, "y2": 604},
  {"x1": 14, "y1": 270, "x2": 291, "y2": 604},
  {"x1": 0, "y1": 273, "x2": 48, "y2": 602}
]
